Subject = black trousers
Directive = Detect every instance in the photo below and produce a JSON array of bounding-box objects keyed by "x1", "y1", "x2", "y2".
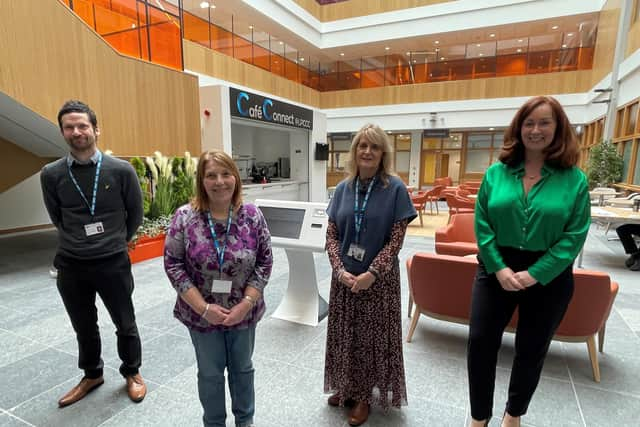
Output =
[
  {"x1": 55, "y1": 251, "x2": 142, "y2": 378},
  {"x1": 615, "y1": 223, "x2": 640, "y2": 254},
  {"x1": 467, "y1": 247, "x2": 574, "y2": 420}
]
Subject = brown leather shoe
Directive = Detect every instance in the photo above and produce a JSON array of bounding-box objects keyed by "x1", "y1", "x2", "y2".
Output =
[
  {"x1": 58, "y1": 377, "x2": 104, "y2": 407},
  {"x1": 328, "y1": 393, "x2": 355, "y2": 407},
  {"x1": 348, "y1": 401, "x2": 369, "y2": 426},
  {"x1": 126, "y1": 373, "x2": 147, "y2": 403}
]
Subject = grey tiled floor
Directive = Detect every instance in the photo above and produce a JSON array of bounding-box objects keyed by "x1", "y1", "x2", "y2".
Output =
[{"x1": 0, "y1": 224, "x2": 639, "y2": 426}]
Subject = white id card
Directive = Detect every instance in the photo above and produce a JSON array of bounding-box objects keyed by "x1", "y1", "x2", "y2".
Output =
[
  {"x1": 347, "y1": 243, "x2": 366, "y2": 261},
  {"x1": 211, "y1": 279, "x2": 232, "y2": 294},
  {"x1": 84, "y1": 222, "x2": 104, "y2": 237}
]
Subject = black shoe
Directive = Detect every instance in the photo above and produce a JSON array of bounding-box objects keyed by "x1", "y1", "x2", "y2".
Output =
[
  {"x1": 624, "y1": 252, "x2": 639, "y2": 268},
  {"x1": 630, "y1": 258, "x2": 640, "y2": 271}
]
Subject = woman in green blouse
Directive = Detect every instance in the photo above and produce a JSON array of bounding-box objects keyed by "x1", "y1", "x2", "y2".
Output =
[{"x1": 467, "y1": 96, "x2": 591, "y2": 427}]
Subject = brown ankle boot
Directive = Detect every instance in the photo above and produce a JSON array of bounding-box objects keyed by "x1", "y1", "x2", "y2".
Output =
[{"x1": 348, "y1": 401, "x2": 369, "y2": 426}]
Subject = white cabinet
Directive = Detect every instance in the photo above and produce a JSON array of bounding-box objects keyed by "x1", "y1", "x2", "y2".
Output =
[{"x1": 242, "y1": 181, "x2": 304, "y2": 203}]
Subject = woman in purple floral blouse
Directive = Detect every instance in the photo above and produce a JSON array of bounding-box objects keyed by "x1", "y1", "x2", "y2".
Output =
[{"x1": 164, "y1": 150, "x2": 272, "y2": 427}]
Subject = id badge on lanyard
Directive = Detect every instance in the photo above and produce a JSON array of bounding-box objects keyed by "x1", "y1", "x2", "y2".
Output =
[
  {"x1": 349, "y1": 176, "x2": 375, "y2": 261},
  {"x1": 68, "y1": 152, "x2": 104, "y2": 237},
  {"x1": 207, "y1": 207, "x2": 233, "y2": 294}
]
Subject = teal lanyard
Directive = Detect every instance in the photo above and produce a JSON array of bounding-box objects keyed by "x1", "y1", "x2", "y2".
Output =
[
  {"x1": 67, "y1": 152, "x2": 102, "y2": 218},
  {"x1": 353, "y1": 176, "x2": 376, "y2": 244},
  {"x1": 206, "y1": 206, "x2": 233, "y2": 274}
]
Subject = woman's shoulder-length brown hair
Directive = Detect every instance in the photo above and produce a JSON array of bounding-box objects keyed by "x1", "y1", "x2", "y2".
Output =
[
  {"x1": 499, "y1": 95, "x2": 580, "y2": 169},
  {"x1": 192, "y1": 150, "x2": 243, "y2": 212}
]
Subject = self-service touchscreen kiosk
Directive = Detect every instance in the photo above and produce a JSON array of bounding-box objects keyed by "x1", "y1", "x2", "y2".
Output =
[{"x1": 255, "y1": 199, "x2": 328, "y2": 326}]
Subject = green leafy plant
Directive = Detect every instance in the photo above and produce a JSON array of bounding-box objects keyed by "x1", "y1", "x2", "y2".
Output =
[
  {"x1": 130, "y1": 156, "x2": 151, "y2": 216},
  {"x1": 586, "y1": 140, "x2": 624, "y2": 188},
  {"x1": 128, "y1": 151, "x2": 197, "y2": 245}
]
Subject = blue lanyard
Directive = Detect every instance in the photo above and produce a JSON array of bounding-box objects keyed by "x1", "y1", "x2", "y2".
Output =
[
  {"x1": 206, "y1": 206, "x2": 233, "y2": 273},
  {"x1": 353, "y1": 176, "x2": 376, "y2": 244},
  {"x1": 67, "y1": 152, "x2": 102, "y2": 218}
]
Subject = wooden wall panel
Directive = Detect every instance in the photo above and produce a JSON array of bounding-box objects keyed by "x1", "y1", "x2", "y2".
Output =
[
  {"x1": 183, "y1": 40, "x2": 321, "y2": 107},
  {"x1": 319, "y1": 71, "x2": 593, "y2": 109},
  {"x1": 627, "y1": 19, "x2": 640, "y2": 56},
  {"x1": 591, "y1": 0, "x2": 621, "y2": 85},
  {"x1": 0, "y1": 0, "x2": 200, "y2": 157},
  {"x1": 292, "y1": 0, "x2": 453, "y2": 22},
  {"x1": 0, "y1": 137, "x2": 54, "y2": 193}
]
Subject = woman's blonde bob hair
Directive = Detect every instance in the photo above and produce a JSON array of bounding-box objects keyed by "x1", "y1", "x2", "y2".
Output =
[
  {"x1": 192, "y1": 150, "x2": 243, "y2": 212},
  {"x1": 345, "y1": 123, "x2": 395, "y2": 186}
]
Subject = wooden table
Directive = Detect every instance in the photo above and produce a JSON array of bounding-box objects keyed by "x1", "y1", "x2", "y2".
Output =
[{"x1": 577, "y1": 206, "x2": 640, "y2": 267}]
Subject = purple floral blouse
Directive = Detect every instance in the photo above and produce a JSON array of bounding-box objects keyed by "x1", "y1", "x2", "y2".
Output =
[{"x1": 164, "y1": 203, "x2": 273, "y2": 332}]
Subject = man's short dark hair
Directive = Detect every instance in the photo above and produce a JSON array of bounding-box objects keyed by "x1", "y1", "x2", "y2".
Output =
[{"x1": 57, "y1": 100, "x2": 98, "y2": 130}]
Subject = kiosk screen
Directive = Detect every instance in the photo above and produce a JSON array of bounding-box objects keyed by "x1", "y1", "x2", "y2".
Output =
[{"x1": 259, "y1": 206, "x2": 306, "y2": 239}]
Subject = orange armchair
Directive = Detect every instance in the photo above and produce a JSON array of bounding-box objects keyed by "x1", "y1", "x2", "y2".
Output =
[
  {"x1": 405, "y1": 252, "x2": 619, "y2": 382},
  {"x1": 411, "y1": 192, "x2": 429, "y2": 226},
  {"x1": 434, "y1": 177, "x2": 453, "y2": 187},
  {"x1": 424, "y1": 185, "x2": 445, "y2": 215},
  {"x1": 435, "y1": 213, "x2": 478, "y2": 257},
  {"x1": 445, "y1": 194, "x2": 475, "y2": 222}
]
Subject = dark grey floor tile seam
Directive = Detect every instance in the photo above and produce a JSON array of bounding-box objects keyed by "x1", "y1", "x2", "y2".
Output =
[
  {"x1": 139, "y1": 381, "x2": 196, "y2": 400},
  {"x1": 8, "y1": 373, "x2": 82, "y2": 413},
  {"x1": 286, "y1": 329, "x2": 328, "y2": 369},
  {"x1": 557, "y1": 345, "x2": 588, "y2": 426},
  {"x1": 0, "y1": 326, "x2": 75, "y2": 367},
  {"x1": 0, "y1": 408, "x2": 34, "y2": 427},
  {"x1": 494, "y1": 364, "x2": 573, "y2": 386},
  {"x1": 569, "y1": 379, "x2": 640, "y2": 400},
  {"x1": 611, "y1": 306, "x2": 640, "y2": 342},
  {"x1": 413, "y1": 389, "x2": 469, "y2": 412},
  {"x1": 564, "y1": 353, "x2": 589, "y2": 427}
]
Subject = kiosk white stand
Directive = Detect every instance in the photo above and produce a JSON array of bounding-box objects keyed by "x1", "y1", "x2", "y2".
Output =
[{"x1": 255, "y1": 199, "x2": 328, "y2": 326}]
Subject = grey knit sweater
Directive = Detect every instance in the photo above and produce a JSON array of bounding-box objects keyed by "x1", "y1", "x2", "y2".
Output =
[{"x1": 40, "y1": 154, "x2": 143, "y2": 260}]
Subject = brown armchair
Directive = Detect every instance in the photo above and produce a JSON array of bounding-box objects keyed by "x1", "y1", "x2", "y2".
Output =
[
  {"x1": 435, "y1": 213, "x2": 478, "y2": 257},
  {"x1": 405, "y1": 252, "x2": 619, "y2": 382}
]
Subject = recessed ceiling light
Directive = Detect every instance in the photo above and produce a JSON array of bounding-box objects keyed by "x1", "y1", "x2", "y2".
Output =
[
  {"x1": 412, "y1": 60, "x2": 417, "y2": 63},
  {"x1": 300, "y1": 57, "x2": 305, "y2": 61},
  {"x1": 249, "y1": 25, "x2": 253, "y2": 29},
  {"x1": 518, "y1": 39, "x2": 524, "y2": 43},
  {"x1": 131, "y1": 24, "x2": 136, "y2": 28},
  {"x1": 440, "y1": 57, "x2": 445, "y2": 60},
  {"x1": 385, "y1": 46, "x2": 390, "y2": 50},
  {"x1": 562, "y1": 44, "x2": 567, "y2": 48},
  {"x1": 434, "y1": 40, "x2": 440, "y2": 44},
  {"x1": 517, "y1": 48, "x2": 522, "y2": 53},
  {"x1": 210, "y1": 4, "x2": 216, "y2": 8},
  {"x1": 489, "y1": 33, "x2": 495, "y2": 38},
  {"x1": 567, "y1": 32, "x2": 574, "y2": 37},
  {"x1": 476, "y1": 44, "x2": 481, "y2": 47},
  {"x1": 406, "y1": 52, "x2": 411, "y2": 55},
  {"x1": 479, "y1": 53, "x2": 484, "y2": 56},
  {"x1": 279, "y1": 41, "x2": 284, "y2": 45},
  {"x1": 200, "y1": 1, "x2": 209, "y2": 8},
  {"x1": 489, "y1": 127, "x2": 495, "y2": 131},
  {"x1": 552, "y1": 25, "x2": 559, "y2": 30},
  {"x1": 340, "y1": 52, "x2": 345, "y2": 56}
]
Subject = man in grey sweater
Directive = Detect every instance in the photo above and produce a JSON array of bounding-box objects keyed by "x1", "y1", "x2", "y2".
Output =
[{"x1": 40, "y1": 100, "x2": 147, "y2": 407}]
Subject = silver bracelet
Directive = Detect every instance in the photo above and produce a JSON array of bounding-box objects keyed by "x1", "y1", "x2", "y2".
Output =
[{"x1": 201, "y1": 303, "x2": 210, "y2": 318}]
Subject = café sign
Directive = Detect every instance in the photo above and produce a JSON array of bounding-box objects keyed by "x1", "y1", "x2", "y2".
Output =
[{"x1": 230, "y1": 87, "x2": 313, "y2": 130}]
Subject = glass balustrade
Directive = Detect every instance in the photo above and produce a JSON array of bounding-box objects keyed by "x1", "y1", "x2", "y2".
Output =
[{"x1": 60, "y1": 0, "x2": 596, "y2": 90}]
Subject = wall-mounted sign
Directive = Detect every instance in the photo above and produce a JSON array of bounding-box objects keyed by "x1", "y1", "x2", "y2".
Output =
[
  {"x1": 423, "y1": 128, "x2": 450, "y2": 138},
  {"x1": 230, "y1": 87, "x2": 313, "y2": 130}
]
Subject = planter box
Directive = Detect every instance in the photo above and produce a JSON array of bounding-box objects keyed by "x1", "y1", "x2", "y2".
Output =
[{"x1": 128, "y1": 234, "x2": 165, "y2": 264}]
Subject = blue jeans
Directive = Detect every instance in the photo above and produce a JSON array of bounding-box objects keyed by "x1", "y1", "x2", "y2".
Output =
[{"x1": 189, "y1": 326, "x2": 256, "y2": 427}]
